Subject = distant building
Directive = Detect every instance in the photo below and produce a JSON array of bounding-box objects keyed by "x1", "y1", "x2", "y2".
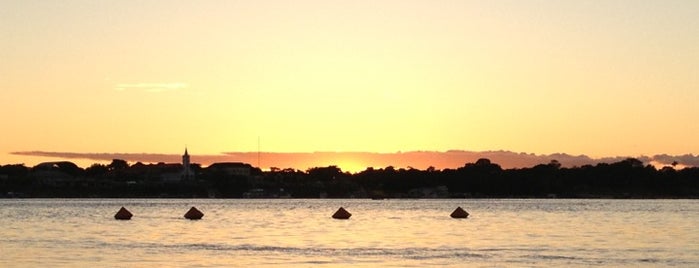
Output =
[
  {"x1": 31, "y1": 161, "x2": 81, "y2": 187},
  {"x1": 156, "y1": 148, "x2": 195, "y2": 183},
  {"x1": 182, "y1": 148, "x2": 193, "y2": 180}
]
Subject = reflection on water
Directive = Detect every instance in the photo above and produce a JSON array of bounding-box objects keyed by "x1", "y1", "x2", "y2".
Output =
[{"x1": 1, "y1": 199, "x2": 698, "y2": 267}]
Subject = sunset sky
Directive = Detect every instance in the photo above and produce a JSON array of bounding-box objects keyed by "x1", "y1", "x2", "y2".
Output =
[{"x1": 1, "y1": 1, "x2": 698, "y2": 171}]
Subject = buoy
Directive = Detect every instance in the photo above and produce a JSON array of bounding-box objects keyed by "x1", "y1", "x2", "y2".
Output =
[
  {"x1": 114, "y1": 207, "x2": 133, "y2": 220},
  {"x1": 332, "y1": 207, "x2": 352, "y2": 219},
  {"x1": 184, "y1": 206, "x2": 204, "y2": 220},
  {"x1": 450, "y1": 207, "x2": 469, "y2": 219}
]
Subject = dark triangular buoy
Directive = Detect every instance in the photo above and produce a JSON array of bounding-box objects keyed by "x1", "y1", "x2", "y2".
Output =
[
  {"x1": 184, "y1": 206, "x2": 204, "y2": 220},
  {"x1": 332, "y1": 207, "x2": 351, "y2": 219},
  {"x1": 450, "y1": 207, "x2": 469, "y2": 219},
  {"x1": 114, "y1": 207, "x2": 133, "y2": 220}
]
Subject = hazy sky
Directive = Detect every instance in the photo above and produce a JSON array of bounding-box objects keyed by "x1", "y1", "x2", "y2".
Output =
[{"x1": 1, "y1": 0, "x2": 698, "y2": 167}]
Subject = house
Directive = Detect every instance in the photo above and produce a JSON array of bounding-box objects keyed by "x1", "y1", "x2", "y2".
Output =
[{"x1": 31, "y1": 161, "x2": 81, "y2": 187}]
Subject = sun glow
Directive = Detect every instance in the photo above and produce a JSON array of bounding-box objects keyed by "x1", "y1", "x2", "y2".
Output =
[{"x1": 335, "y1": 160, "x2": 368, "y2": 174}]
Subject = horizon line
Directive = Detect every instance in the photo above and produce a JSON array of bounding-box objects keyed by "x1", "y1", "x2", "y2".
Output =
[{"x1": 7, "y1": 150, "x2": 698, "y2": 171}]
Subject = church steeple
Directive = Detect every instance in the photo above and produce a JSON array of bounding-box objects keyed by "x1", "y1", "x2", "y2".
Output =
[{"x1": 182, "y1": 147, "x2": 192, "y2": 179}]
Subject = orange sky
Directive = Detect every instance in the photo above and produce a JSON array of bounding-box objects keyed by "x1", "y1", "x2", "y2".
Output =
[{"x1": 1, "y1": 1, "x2": 698, "y2": 170}]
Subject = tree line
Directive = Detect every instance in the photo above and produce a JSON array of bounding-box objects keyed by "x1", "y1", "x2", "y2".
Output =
[{"x1": 0, "y1": 158, "x2": 697, "y2": 198}]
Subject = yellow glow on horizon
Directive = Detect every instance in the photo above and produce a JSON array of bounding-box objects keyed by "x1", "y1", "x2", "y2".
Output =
[{"x1": 334, "y1": 160, "x2": 368, "y2": 174}]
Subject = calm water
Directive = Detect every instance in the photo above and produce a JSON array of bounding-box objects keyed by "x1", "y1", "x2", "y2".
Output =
[{"x1": 1, "y1": 199, "x2": 697, "y2": 267}]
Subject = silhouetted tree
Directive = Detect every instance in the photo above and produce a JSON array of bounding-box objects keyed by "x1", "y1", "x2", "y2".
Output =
[
  {"x1": 307, "y1": 166, "x2": 344, "y2": 181},
  {"x1": 4, "y1": 155, "x2": 699, "y2": 198},
  {"x1": 86, "y1": 163, "x2": 108, "y2": 177},
  {"x1": 107, "y1": 159, "x2": 129, "y2": 171},
  {"x1": 0, "y1": 164, "x2": 29, "y2": 177},
  {"x1": 549, "y1": 159, "x2": 562, "y2": 169}
]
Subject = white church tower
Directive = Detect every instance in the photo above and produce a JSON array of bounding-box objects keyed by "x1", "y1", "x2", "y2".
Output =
[{"x1": 182, "y1": 147, "x2": 193, "y2": 180}]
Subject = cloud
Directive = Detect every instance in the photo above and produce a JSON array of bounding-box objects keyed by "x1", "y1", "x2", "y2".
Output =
[
  {"x1": 649, "y1": 153, "x2": 699, "y2": 167},
  {"x1": 12, "y1": 151, "x2": 184, "y2": 163},
  {"x1": 11, "y1": 150, "x2": 699, "y2": 172},
  {"x1": 114, "y1": 82, "x2": 188, "y2": 93}
]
